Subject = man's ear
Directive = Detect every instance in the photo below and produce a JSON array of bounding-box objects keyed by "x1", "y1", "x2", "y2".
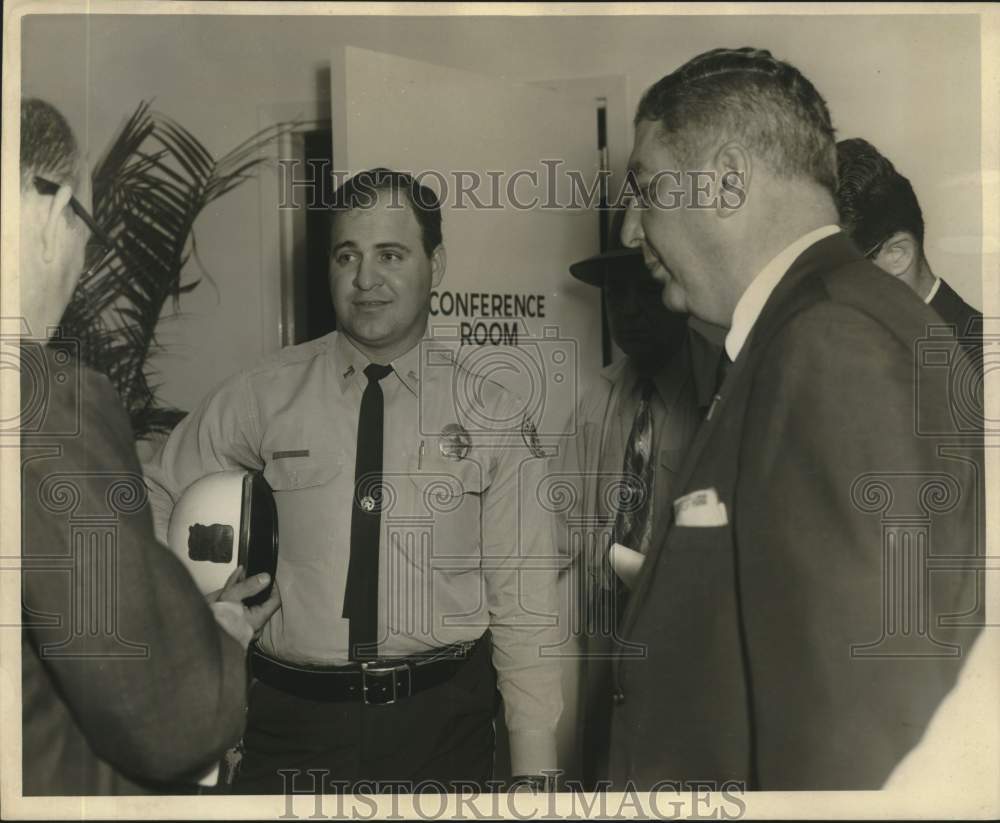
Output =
[
  {"x1": 430, "y1": 244, "x2": 446, "y2": 288},
  {"x1": 40, "y1": 184, "x2": 75, "y2": 264},
  {"x1": 877, "y1": 231, "x2": 919, "y2": 277},
  {"x1": 714, "y1": 141, "x2": 751, "y2": 218}
]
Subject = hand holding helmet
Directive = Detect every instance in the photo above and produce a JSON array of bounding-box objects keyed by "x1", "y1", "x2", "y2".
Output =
[
  {"x1": 167, "y1": 469, "x2": 282, "y2": 646},
  {"x1": 207, "y1": 564, "x2": 282, "y2": 642}
]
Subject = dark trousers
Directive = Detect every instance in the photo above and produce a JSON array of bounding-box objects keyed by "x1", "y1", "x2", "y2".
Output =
[{"x1": 232, "y1": 637, "x2": 499, "y2": 794}]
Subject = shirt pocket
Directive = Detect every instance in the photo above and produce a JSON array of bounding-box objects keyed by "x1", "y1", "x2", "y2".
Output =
[
  {"x1": 261, "y1": 450, "x2": 349, "y2": 571},
  {"x1": 263, "y1": 450, "x2": 346, "y2": 491},
  {"x1": 393, "y1": 453, "x2": 491, "y2": 565}
]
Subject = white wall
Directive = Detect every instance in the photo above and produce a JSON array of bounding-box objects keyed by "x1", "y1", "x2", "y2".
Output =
[{"x1": 21, "y1": 12, "x2": 984, "y2": 412}]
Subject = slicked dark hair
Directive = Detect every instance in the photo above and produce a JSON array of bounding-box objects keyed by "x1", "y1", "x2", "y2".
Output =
[
  {"x1": 20, "y1": 98, "x2": 79, "y2": 189},
  {"x1": 635, "y1": 47, "x2": 837, "y2": 193},
  {"x1": 835, "y1": 137, "x2": 925, "y2": 254},
  {"x1": 330, "y1": 167, "x2": 443, "y2": 257}
]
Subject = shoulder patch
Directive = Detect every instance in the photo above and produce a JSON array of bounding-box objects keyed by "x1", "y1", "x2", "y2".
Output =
[{"x1": 520, "y1": 416, "x2": 545, "y2": 458}]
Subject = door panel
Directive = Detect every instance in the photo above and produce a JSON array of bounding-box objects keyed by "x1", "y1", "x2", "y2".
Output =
[{"x1": 331, "y1": 46, "x2": 602, "y2": 443}]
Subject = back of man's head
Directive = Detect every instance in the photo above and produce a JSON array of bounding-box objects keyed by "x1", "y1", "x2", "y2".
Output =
[
  {"x1": 21, "y1": 98, "x2": 79, "y2": 190},
  {"x1": 19, "y1": 98, "x2": 85, "y2": 337},
  {"x1": 835, "y1": 137, "x2": 925, "y2": 254},
  {"x1": 635, "y1": 47, "x2": 837, "y2": 194}
]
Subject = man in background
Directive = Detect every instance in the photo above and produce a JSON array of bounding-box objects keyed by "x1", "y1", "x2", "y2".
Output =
[
  {"x1": 836, "y1": 137, "x2": 982, "y2": 363},
  {"x1": 554, "y1": 210, "x2": 721, "y2": 787},
  {"x1": 613, "y1": 47, "x2": 981, "y2": 789},
  {"x1": 17, "y1": 98, "x2": 272, "y2": 795}
]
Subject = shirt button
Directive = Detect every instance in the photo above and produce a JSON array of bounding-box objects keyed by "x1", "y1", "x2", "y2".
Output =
[{"x1": 612, "y1": 689, "x2": 625, "y2": 706}]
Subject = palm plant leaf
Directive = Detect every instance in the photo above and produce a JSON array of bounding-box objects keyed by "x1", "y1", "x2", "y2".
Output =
[{"x1": 59, "y1": 101, "x2": 293, "y2": 438}]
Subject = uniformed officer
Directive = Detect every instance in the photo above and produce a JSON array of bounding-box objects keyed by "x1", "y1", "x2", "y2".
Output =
[{"x1": 143, "y1": 168, "x2": 562, "y2": 793}]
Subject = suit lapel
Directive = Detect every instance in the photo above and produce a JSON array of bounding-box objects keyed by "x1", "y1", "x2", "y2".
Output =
[
  {"x1": 617, "y1": 231, "x2": 861, "y2": 642},
  {"x1": 617, "y1": 346, "x2": 746, "y2": 632}
]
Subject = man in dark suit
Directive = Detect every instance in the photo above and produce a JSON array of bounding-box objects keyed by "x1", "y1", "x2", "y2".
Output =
[
  {"x1": 836, "y1": 137, "x2": 982, "y2": 366},
  {"x1": 610, "y1": 48, "x2": 982, "y2": 790},
  {"x1": 17, "y1": 98, "x2": 278, "y2": 795}
]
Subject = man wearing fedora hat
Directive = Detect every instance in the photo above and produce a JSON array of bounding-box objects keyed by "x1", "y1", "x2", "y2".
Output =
[{"x1": 554, "y1": 210, "x2": 722, "y2": 787}]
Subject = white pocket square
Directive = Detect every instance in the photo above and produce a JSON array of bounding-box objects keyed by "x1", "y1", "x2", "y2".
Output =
[{"x1": 674, "y1": 487, "x2": 729, "y2": 527}]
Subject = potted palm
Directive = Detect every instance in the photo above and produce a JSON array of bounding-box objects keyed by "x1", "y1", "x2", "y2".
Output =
[{"x1": 59, "y1": 101, "x2": 291, "y2": 439}]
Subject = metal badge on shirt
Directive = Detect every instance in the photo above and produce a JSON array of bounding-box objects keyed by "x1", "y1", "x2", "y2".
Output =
[{"x1": 439, "y1": 422, "x2": 472, "y2": 461}]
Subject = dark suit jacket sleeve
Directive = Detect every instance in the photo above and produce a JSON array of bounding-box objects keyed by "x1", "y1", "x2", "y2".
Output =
[
  {"x1": 22, "y1": 368, "x2": 248, "y2": 784},
  {"x1": 736, "y1": 302, "x2": 979, "y2": 789}
]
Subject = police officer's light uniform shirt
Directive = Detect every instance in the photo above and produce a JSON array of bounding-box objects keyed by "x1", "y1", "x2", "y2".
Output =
[{"x1": 144, "y1": 330, "x2": 562, "y2": 766}]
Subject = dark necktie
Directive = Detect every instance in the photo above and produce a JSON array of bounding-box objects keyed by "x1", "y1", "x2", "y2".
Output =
[
  {"x1": 343, "y1": 362, "x2": 393, "y2": 661},
  {"x1": 706, "y1": 351, "x2": 734, "y2": 420},
  {"x1": 715, "y1": 350, "x2": 733, "y2": 395}
]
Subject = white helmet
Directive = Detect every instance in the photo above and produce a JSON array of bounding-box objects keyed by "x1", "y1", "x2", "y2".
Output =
[{"x1": 167, "y1": 470, "x2": 278, "y2": 605}]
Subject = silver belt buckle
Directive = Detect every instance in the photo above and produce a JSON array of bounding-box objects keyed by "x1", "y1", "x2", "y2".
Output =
[{"x1": 361, "y1": 662, "x2": 401, "y2": 705}]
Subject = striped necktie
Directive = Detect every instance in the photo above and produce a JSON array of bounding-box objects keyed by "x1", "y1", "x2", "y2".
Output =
[
  {"x1": 613, "y1": 377, "x2": 654, "y2": 554},
  {"x1": 613, "y1": 377, "x2": 656, "y2": 556},
  {"x1": 593, "y1": 378, "x2": 656, "y2": 629}
]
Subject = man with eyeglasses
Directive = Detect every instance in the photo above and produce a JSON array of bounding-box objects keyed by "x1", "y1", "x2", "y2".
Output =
[
  {"x1": 835, "y1": 137, "x2": 982, "y2": 366},
  {"x1": 30, "y1": 176, "x2": 115, "y2": 284},
  {"x1": 17, "y1": 97, "x2": 276, "y2": 795}
]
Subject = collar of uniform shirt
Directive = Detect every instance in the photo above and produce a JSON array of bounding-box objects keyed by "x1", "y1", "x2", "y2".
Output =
[
  {"x1": 333, "y1": 331, "x2": 423, "y2": 396},
  {"x1": 724, "y1": 224, "x2": 841, "y2": 362}
]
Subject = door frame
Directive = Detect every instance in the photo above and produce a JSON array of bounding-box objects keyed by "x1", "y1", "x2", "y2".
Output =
[{"x1": 255, "y1": 99, "x2": 331, "y2": 353}]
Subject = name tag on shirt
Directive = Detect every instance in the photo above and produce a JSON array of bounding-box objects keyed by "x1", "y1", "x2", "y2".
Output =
[{"x1": 674, "y1": 487, "x2": 728, "y2": 527}]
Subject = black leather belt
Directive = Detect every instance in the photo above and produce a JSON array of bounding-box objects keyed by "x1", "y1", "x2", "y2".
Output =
[{"x1": 249, "y1": 634, "x2": 486, "y2": 705}]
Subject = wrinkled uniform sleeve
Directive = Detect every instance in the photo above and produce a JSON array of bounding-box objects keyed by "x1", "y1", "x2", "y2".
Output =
[
  {"x1": 22, "y1": 364, "x2": 248, "y2": 784},
  {"x1": 552, "y1": 393, "x2": 595, "y2": 574},
  {"x1": 482, "y1": 406, "x2": 564, "y2": 776},
  {"x1": 142, "y1": 370, "x2": 264, "y2": 542}
]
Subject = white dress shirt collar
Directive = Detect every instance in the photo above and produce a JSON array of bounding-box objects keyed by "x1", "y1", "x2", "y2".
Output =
[
  {"x1": 724, "y1": 224, "x2": 841, "y2": 361},
  {"x1": 924, "y1": 276, "x2": 942, "y2": 305}
]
